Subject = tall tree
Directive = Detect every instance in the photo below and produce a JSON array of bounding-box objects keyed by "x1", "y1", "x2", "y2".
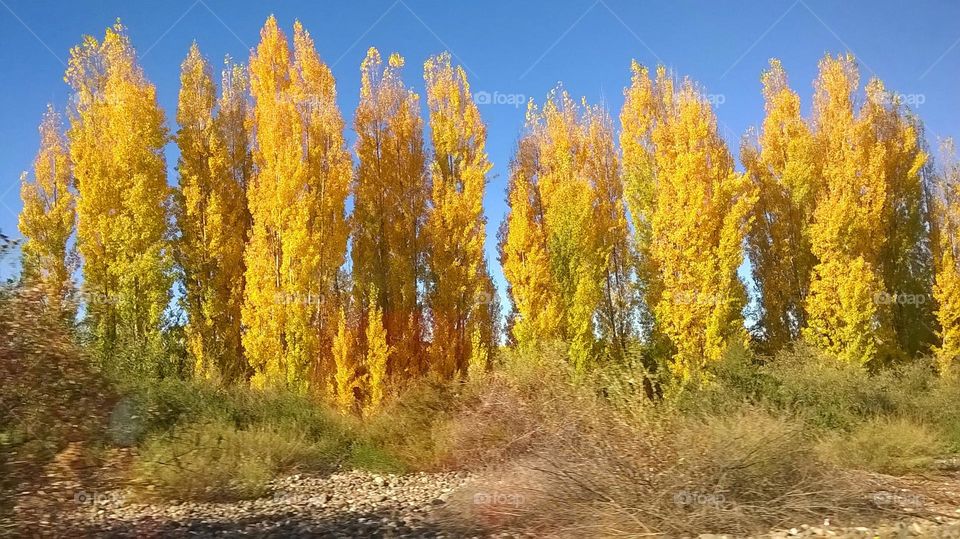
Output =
[
  {"x1": 741, "y1": 59, "x2": 818, "y2": 351},
  {"x1": 802, "y1": 54, "x2": 930, "y2": 365},
  {"x1": 352, "y1": 48, "x2": 428, "y2": 379},
  {"x1": 18, "y1": 105, "x2": 77, "y2": 319},
  {"x1": 243, "y1": 17, "x2": 351, "y2": 391},
  {"x1": 66, "y1": 21, "x2": 172, "y2": 369},
  {"x1": 620, "y1": 63, "x2": 755, "y2": 388},
  {"x1": 423, "y1": 52, "x2": 495, "y2": 379},
  {"x1": 583, "y1": 103, "x2": 633, "y2": 363},
  {"x1": 932, "y1": 142, "x2": 960, "y2": 374},
  {"x1": 861, "y1": 78, "x2": 933, "y2": 358},
  {"x1": 499, "y1": 129, "x2": 561, "y2": 348},
  {"x1": 500, "y1": 89, "x2": 628, "y2": 371},
  {"x1": 174, "y1": 43, "x2": 250, "y2": 382}
]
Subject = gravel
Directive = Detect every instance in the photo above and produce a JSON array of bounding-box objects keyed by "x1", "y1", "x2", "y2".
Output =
[
  {"x1": 15, "y1": 468, "x2": 960, "y2": 538},
  {"x1": 46, "y1": 470, "x2": 480, "y2": 538}
]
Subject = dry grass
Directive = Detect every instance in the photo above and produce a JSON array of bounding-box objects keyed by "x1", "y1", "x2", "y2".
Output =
[
  {"x1": 437, "y1": 352, "x2": 881, "y2": 537},
  {"x1": 129, "y1": 420, "x2": 340, "y2": 502},
  {"x1": 817, "y1": 417, "x2": 947, "y2": 476}
]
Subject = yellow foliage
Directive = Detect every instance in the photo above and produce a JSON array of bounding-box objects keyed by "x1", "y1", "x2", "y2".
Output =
[
  {"x1": 742, "y1": 60, "x2": 818, "y2": 351},
  {"x1": 932, "y1": 143, "x2": 960, "y2": 374},
  {"x1": 620, "y1": 63, "x2": 755, "y2": 388},
  {"x1": 500, "y1": 132, "x2": 559, "y2": 346},
  {"x1": 243, "y1": 17, "x2": 351, "y2": 391},
  {"x1": 18, "y1": 105, "x2": 76, "y2": 319},
  {"x1": 65, "y1": 21, "x2": 172, "y2": 362},
  {"x1": 364, "y1": 293, "x2": 391, "y2": 415},
  {"x1": 331, "y1": 307, "x2": 358, "y2": 412},
  {"x1": 174, "y1": 43, "x2": 251, "y2": 383},
  {"x1": 352, "y1": 47, "x2": 428, "y2": 378},
  {"x1": 423, "y1": 52, "x2": 495, "y2": 379},
  {"x1": 801, "y1": 54, "x2": 928, "y2": 365}
]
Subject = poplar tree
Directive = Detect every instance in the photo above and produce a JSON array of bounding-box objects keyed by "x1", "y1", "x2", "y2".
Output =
[
  {"x1": 620, "y1": 63, "x2": 755, "y2": 388},
  {"x1": 500, "y1": 89, "x2": 628, "y2": 371},
  {"x1": 331, "y1": 307, "x2": 358, "y2": 411},
  {"x1": 861, "y1": 78, "x2": 933, "y2": 358},
  {"x1": 802, "y1": 54, "x2": 930, "y2": 365},
  {"x1": 352, "y1": 48, "x2": 428, "y2": 380},
  {"x1": 932, "y1": 142, "x2": 960, "y2": 374},
  {"x1": 66, "y1": 21, "x2": 172, "y2": 369},
  {"x1": 365, "y1": 288, "x2": 390, "y2": 414},
  {"x1": 499, "y1": 131, "x2": 561, "y2": 347},
  {"x1": 18, "y1": 105, "x2": 76, "y2": 319},
  {"x1": 741, "y1": 59, "x2": 818, "y2": 351},
  {"x1": 423, "y1": 52, "x2": 495, "y2": 378},
  {"x1": 243, "y1": 17, "x2": 351, "y2": 391},
  {"x1": 174, "y1": 43, "x2": 250, "y2": 382}
]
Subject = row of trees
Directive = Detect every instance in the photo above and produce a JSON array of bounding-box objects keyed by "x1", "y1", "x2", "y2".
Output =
[
  {"x1": 18, "y1": 17, "x2": 496, "y2": 411},
  {"x1": 501, "y1": 54, "x2": 960, "y2": 388},
  {"x1": 17, "y1": 16, "x2": 960, "y2": 401}
]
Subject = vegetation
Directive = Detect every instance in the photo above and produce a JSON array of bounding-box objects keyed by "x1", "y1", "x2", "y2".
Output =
[{"x1": 5, "y1": 12, "x2": 960, "y2": 538}]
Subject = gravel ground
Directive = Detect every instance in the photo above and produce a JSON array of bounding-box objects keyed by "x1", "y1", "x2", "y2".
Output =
[
  {"x1": 12, "y1": 467, "x2": 960, "y2": 538},
  {"x1": 34, "y1": 470, "x2": 482, "y2": 538}
]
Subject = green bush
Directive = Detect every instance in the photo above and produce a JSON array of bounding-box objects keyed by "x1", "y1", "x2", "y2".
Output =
[
  {"x1": 817, "y1": 417, "x2": 945, "y2": 475},
  {"x1": 131, "y1": 420, "x2": 336, "y2": 501}
]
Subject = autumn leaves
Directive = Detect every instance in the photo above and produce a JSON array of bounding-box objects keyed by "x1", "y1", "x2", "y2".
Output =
[
  {"x1": 504, "y1": 55, "x2": 958, "y2": 390},
  {"x1": 16, "y1": 16, "x2": 960, "y2": 405}
]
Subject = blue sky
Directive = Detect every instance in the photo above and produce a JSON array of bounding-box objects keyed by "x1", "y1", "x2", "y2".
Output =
[{"x1": 1, "y1": 0, "x2": 959, "y2": 303}]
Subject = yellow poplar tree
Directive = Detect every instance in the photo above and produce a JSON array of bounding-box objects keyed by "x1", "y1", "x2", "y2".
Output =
[
  {"x1": 583, "y1": 104, "x2": 633, "y2": 363},
  {"x1": 364, "y1": 289, "x2": 391, "y2": 414},
  {"x1": 331, "y1": 307, "x2": 358, "y2": 411},
  {"x1": 352, "y1": 48, "x2": 428, "y2": 380},
  {"x1": 243, "y1": 17, "x2": 351, "y2": 391},
  {"x1": 423, "y1": 52, "x2": 495, "y2": 379},
  {"x1": 801, "y1": 54, "x2": 927, "y2": 365},
  {"x1": 174, "y1": 43, "x2": 250, "y2": 382},
  {"x1": 861, "y1": 78, "x2": 932, "y2": 357},
  {"x1": 500, "y1": 89, "x2": 628, "y2": 371},
  {"x1": 18, "y1": 105, "x2": 77, "y2": 319},
  {"x1": 499, "y1": 131, "x2": 561, "y2": 347},
  {"x1": 620, "y1": 63, "x2": 755, "y2": 388},
  {"x1": 931, "y1": 142, "x2": 960, "y2": 374},
  {"x1": 66, "y1": 21, "x2": 172, "y2": 368},
  {"x1": 741, "y1": 59, "x2": 819, "y2": 351}
]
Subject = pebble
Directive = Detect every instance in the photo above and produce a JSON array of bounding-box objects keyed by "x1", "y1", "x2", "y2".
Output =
[{"x1": 41, "y1": 470, "x2": 474, "y2": 538}]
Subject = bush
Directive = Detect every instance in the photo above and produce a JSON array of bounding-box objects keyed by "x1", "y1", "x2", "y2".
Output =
[
  {"x1": 120, "y1": 379, "x2": 412, "y2": 501},
  {"x1": 817, "y1": 417, "x2": 946, "y2": 475},
  {"x1": 131, "y1": 420, "x2": 336, "y2": 501},
  {"x1": 0, "y1": 286, "x2": 114, "y2": 520}
]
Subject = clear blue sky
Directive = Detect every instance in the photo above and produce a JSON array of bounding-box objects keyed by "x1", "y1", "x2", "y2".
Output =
[{"x1": 1, "y1": 0, "x2": 959, "y2": 302}]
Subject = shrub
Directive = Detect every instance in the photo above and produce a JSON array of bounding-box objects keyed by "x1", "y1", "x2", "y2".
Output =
[
  {"x1": 0, "y1": 286, "x2": 114, "y2": 520},
  {"x1": 817, "y1": 417, "x2": 945, "y2": 475},
  {"x1": 130, "y1": 420, "x2": 346, "y2": 502}
]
